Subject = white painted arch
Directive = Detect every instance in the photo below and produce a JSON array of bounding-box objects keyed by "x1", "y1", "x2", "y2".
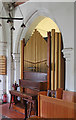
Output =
[{"x1": 14, "y1": 7, "x2": 62, "y2": 53}]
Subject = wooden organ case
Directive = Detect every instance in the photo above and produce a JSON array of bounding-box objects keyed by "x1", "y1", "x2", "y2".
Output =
[{"x1": 9, "y1": 29, "x2": 65, "y2": 118}]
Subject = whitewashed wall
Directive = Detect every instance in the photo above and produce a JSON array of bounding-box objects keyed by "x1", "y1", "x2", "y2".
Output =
[{"x1": 0, "y1": 2, "x2": 14, "y2": 100}]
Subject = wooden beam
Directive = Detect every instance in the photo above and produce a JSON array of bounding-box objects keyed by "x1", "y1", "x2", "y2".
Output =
[{"x1": 15, "y1": 0, "x2": 29, "y2": 7}]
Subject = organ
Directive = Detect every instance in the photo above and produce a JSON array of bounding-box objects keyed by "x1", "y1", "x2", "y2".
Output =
[{"x1": 9, "y1": 29, "x2": 65, "y2": 119}]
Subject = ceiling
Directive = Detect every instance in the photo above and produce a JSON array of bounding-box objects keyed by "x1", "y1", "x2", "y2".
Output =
[
  {"x1": 35, "y1": 17, "x2": 60, "y2": 37},
  {"x1": 2, "y1": 0, "x2": 29, "y2": 11}
]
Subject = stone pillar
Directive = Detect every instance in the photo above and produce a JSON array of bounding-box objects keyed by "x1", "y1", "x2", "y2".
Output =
[
  {"x1": 62, "y1": 48, "x2": 74, "y2": 91},
  {"x1": 12, "y1": 53, "x2": 20, "y2": 85},
  {"x1": 0, "y1": 42, "x2": 7, "y2": 99}
]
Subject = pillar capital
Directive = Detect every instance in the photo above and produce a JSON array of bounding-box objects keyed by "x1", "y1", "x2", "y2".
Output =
[
  {"x1": 62, "y1": 48, "x2": 73, "y2": 62},
  {"x1": 12, "y1": 53, "x2": 20, "y2": 62}
]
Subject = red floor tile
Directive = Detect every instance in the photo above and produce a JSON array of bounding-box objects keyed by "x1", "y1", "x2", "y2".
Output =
[{"x1": 0, "y1": 103, "x2": 25, "y2": 119}]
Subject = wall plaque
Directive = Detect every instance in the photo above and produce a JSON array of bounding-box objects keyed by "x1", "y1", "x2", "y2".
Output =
[{"x1": 0, "y1": 56, "x2": 7, "y2": 75}]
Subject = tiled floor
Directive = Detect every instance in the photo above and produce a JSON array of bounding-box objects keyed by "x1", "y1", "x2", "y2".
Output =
[{"x1": 0, "y1": 103, "x2": 25, "y2": 120}]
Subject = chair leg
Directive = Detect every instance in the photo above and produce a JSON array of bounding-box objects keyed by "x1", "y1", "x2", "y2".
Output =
[
  {"x1": 24, "y1": 100, "x2": 28, "y2": 120},
  {"x1": 28, "y1": 102, "x2": 32, "y2": 118}
]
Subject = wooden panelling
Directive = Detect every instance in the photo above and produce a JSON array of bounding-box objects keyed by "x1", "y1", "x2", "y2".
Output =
[
  {"x1": 23, "y1": 71, "x2": 47, "y2": 81},
  {"x1": 63, "y1": 90, "x2": 76, "y2": 103},
  {"x1": 19, "y1": 79, "x2": 47, "y2": 91},
  {"x1": 24, "y1": 88, "x2": 38, "y2": 95},
  {"x1": 0, "y1": 56, "x2": 6, "y2": 75},
  {"x1": 38, "y1": 94, "x2": 76, "y2": 118}
]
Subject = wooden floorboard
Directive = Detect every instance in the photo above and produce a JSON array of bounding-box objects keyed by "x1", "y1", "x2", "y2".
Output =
[{"x1": 0, "y1": 103, "x2": 25, "y2": 119}]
